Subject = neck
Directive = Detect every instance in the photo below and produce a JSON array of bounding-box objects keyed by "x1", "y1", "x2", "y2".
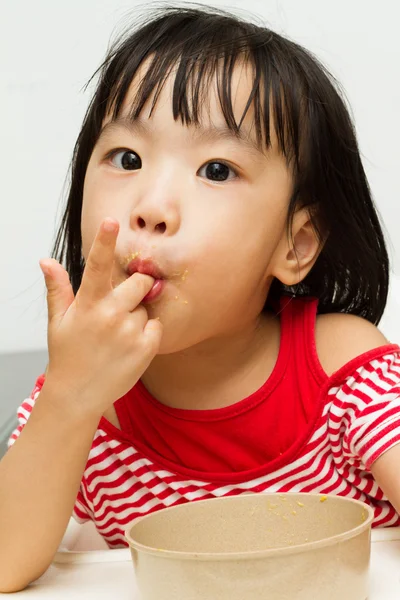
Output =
[{"x1": 140, "y1": 310, "x2": 280, "y2": 410}]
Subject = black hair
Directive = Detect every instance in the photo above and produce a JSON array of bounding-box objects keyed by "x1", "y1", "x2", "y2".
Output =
[{"x1": 51, "y1": 1, "x2": 389, "y2": 324}]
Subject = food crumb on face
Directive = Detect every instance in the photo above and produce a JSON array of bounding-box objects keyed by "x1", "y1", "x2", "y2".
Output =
[
  {"x1": 320, "y1": 495, "x2": 328, "y2": 502},
  {"x1": 292, "y1": 510, "x2": 297, "y2": 516},
  {"x1": 297, "y1": 501, "x2": 305, "y2": 507}
]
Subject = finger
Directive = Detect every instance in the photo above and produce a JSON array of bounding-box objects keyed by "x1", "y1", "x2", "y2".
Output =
[
  {"x1": 78, "y1": 218, "x2": 119, "y2": 303},
  {"x1": 39, "y1": 259, "x2": 75, "y2": 326},
  {"x1": 113, "y1": 272, "x2": 156, "y2": 312},
  {"x1": 143, "y1": 318, "x2": 163, "y2": 354}
]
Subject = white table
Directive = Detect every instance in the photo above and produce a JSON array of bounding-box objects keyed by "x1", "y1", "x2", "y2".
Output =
[{"x1": 2, "y1": 521, "x2": 400, "y2": 598}]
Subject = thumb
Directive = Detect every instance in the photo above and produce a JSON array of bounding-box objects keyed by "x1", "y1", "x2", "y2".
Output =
[{"x1": 39, "y1": 259, "x2": 75, "y2": 326}]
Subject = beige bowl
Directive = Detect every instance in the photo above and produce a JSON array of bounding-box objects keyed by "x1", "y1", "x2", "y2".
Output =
[{"x1": 125, "y1": 492, "x2": 374, "y2": 600}]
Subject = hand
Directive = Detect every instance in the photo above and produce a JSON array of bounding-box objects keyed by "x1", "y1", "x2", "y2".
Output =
[{"x1": 39, "y1": 218, "x2": 163, "y2": 418}]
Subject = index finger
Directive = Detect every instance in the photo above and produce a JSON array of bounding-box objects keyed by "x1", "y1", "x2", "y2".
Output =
[{"x1": 78, "y1": 218, "x2": 119, "y2": 302}]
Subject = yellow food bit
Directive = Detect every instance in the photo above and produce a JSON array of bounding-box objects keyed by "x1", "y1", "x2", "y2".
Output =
[
  {"x1": 124, "y1": 250, "x2": 141, "y2": 265},
  {"x1": 297, "y1": 501, "x2": 305, "y2": 507},
  {"x1": 320, "y1": 495, "x2": 328, "y2": 502},
  {"x1": 292, "y1": 510, "x2": 297, "y2": 515}
]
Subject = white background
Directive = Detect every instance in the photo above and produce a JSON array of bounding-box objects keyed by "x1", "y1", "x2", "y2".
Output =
[{"x1": 1, "y1": 0, "x2": 399, "y2": 353}]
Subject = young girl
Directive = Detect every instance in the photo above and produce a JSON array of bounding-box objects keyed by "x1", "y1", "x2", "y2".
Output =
[{"x1": 2, "y1": 2, "x2": 400, "y2": 591}]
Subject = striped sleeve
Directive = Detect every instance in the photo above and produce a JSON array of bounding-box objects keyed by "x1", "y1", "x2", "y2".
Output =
[
  {"x1": 7, "y1": 375, "x2": 92, "y2": 524},
  {"x1": 7, "y1": 375, "x2": 45, "y2": 449},
  {"x1": 329, "y1": 352, "x2": 400, "y2": 470}
]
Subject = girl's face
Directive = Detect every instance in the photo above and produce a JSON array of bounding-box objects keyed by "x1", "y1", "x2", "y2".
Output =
[{"x1": 81, "y1": 60, "x2": 296, "y2": 354}]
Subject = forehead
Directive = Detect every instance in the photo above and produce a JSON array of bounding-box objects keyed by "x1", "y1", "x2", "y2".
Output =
[{"x1": 101, "y1": 55, "x2": 278, "y2": 157}]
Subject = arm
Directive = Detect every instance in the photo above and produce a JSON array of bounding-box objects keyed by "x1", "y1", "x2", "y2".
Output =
[
  {"x1": 371, "y1": 447, "x2": 400, "y2": 516},
  {"x1": 0, "y1": 219, "x2": 161, "y2": 591},
  {"x1": 0, "y1": 382, "x2": 99, "y2": 592}
]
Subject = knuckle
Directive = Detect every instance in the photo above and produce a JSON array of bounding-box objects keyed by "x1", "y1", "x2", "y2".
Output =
[
  {"x1": 142, "y1": 336, "x2": 159, "y2": 358},
  {"x1": 136, "y1": 305, "x2": 149, "y2": 321},
  {"x1": 99, "y1": 302, "x2": 120, "y2": 328},
  {"x1": 86, "y1": 256, "x2": 103, "y2": 277},
  {"x1": 122, "y1": 306, "x2": 147, "y2": 335},
  {"x1": 136, "y1": 273, "x2": 153, "y2": 293}
]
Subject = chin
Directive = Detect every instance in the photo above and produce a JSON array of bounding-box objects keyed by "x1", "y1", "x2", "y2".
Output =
[
  {"x1": 156, "y1": 335, "x2": 193, "y2": 355},
  {"x1": 154, "y1": 322, "x2": 208, "y2": 355}
]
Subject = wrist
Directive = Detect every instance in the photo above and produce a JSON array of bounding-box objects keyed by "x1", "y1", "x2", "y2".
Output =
[{"x1": 38, "y1": 378, "x2": 104, "y2": 427}]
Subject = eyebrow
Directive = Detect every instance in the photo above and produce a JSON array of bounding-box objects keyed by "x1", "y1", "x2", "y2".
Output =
[{"x1": 97, "y1": 116, "x2": 267, "y2": 159}]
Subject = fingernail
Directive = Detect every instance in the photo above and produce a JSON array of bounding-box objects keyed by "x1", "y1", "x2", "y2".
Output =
[
  {"x1": 39, "y1": 260, "x2": 51, "y2": 276},
  {"x1": 103, "y1": 219, "x2": 117, "y2": 232}
]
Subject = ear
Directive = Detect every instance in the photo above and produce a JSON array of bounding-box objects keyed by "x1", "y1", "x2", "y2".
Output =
[{"x1": 270, "y1": 207, "x2": 323, "y2": 287}]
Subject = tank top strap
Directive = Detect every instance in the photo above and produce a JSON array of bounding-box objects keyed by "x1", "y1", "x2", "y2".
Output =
[{"x1": 277, "y1": 295, "x2": 328, "y2": 387}]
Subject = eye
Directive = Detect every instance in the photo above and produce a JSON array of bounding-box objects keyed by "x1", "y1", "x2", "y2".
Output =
[
  {"x1": 107, "y1": 149, "x2": 141, "y2": 171},
  {"x1": 104, "y1": 149, "x2": 238, "y2": 182},
  {"x1": 198, "y1": 161, "x2": 238, "y2": 183}
]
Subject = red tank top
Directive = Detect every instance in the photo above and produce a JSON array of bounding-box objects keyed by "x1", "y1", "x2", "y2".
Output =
[{"x1": 113, "y1": 295, "x2": 328, "y2": 475}]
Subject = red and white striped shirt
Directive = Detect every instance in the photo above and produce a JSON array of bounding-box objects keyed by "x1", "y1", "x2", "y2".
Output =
[{"x1": 8, "y1": 296, "x2": 400, "y2": 548}]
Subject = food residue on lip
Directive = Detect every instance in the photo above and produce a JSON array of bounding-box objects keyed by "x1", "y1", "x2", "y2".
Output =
[
  {"x1": 320, "y1": 495, "x2": 328, "y2": 502},
  {"x1": 123, "y1": 250, "x2": 141, "y2": 267}
]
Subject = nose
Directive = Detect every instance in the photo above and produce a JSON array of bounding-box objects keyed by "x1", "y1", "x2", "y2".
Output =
[
  {"x1": 129, "y1": 191, "x2": 181, "y2": 236},
  {"x1": 135, "y1": 215, "x2": 167, "y2": 234}
]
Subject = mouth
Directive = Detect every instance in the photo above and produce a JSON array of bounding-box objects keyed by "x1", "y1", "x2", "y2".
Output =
[
  {"x1": 126, "y1": 257, "x2": 166, "y2": 280},
  {"x1": 126, "y1": 257, "x2": 166, "y2": 303}
]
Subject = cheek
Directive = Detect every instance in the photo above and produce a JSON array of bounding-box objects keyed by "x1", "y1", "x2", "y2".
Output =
[
  {"x1": 189, "y1": 233, "x2": 268, "y2": 305},
  {"x1": 80, "y1": 204, "x2": 99, "y2": 260}
]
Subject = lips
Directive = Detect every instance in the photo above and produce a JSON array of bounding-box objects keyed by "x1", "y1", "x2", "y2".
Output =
[
  {"x1": 126, "y1": 258, "x2": 165, "y2": 280},
  {"x1": 126, "y1": 257, "x2": 166, "y2": 303}
]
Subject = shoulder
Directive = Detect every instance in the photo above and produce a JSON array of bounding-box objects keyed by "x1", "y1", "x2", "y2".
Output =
[{"x1": 315, "y1": 312, "x2": 391, "y2": 377}]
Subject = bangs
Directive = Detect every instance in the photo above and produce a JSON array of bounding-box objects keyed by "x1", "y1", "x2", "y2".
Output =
[{"x1": 94, "y1": 6, "x2": 306, "y2": 168}]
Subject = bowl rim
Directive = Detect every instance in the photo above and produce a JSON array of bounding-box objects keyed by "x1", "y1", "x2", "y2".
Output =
[{"x1": 124, "y1": 493, "x2": 374, "y2": 561}]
